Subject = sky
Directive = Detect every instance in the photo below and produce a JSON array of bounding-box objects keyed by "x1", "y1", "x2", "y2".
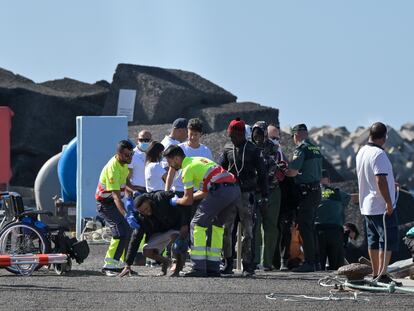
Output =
[{"x1": 1, "y1": 0, "x2": 413, "y2": 131}]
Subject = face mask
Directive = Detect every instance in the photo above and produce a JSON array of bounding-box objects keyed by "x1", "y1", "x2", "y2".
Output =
[
  {"x1": 270, "y1": 138, "x2": 280, "y2": 146},
  {"x1": 139, "y1": 142, "x2": 150, "y2": 151}
]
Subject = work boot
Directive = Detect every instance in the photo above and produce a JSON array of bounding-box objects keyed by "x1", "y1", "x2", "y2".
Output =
[
  {"x1": 242, "y1": 269, "x2": 255, "y2": 277},
  {"x1": 263, "y1": 266, "x2": 273, "y2": 272},
  {"x1": 292, "y1": 262, "x2": 315, "y2": 273},
  {"x1": 280, "y1": 262, "x2": 289, "y2": 271},
  {"x1": 220, "y1": 257, "x2": 234, "y2": 275},
  {"x1": 183, "y1": 269, "x2": 207, "y2": 278}
]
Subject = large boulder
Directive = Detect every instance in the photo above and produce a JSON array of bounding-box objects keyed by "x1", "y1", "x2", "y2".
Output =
[
  {"x1": 187, "y1": 102, "x2": 279, "y2": 132},
  {"x1": 103, "y1": 64, "x2": 237, "y2": 125},
  {"x1": 0, "y1": 68, "x2": 109, "y2": 187}
]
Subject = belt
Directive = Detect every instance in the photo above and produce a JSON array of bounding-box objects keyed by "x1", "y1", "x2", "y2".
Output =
[{"x1": 210, "y1": 182, "x2": 236, "y2": 191}]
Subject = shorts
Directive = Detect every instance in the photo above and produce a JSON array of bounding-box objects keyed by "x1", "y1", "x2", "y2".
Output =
[
  {"x1": 143, "y1": 230, "x2": 179, "y2": 253},
  {"x1": 365, "y1": 211, "x2": 399, "y2": 252}
]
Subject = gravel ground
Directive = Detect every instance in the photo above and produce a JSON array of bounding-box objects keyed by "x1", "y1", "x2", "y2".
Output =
[{"x1": 1, "y1": 244, "x2": 413, "y2": 310}]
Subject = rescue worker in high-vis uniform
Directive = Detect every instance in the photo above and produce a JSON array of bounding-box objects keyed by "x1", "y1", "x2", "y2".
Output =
[
  {"x1": 283, "y1": 124, "x2": 323, "y2": 272},
  {"x1": 163, "y1": 145, "x2": 241, "y2": 277},
  {"x1": 95, "y1": 140, "x2": 139, "y2": 276}
]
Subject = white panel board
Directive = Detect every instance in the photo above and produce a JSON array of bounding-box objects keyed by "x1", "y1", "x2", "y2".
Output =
[
  {"x1": 116, "y1": 89, "x2": 136, "y2": 122},
  {"x1": 76, "y1": 116, "x2": 128, "y2": 238}
]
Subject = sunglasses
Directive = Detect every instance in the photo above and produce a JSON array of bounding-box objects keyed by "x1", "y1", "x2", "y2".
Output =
[{"x1": 138, "y1": 138, "x2": 151, "y2": 143}]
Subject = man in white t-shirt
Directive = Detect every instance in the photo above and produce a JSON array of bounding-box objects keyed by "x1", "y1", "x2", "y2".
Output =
[
  {"x1": 161, "y1": 118, "x2": 188, "y2": 149},
  {"x1": 165, "y1": 118, "x2": 213, "y2": 193},
  {"x1": 128, "y1": 130, "x2": 152, "y2": 194},
  {"x1": 356, "y1": 122, "x2": 400, "y2": 285}
]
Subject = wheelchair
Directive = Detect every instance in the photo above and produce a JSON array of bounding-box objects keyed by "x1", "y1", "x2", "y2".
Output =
[{"x1": 0, "y1": 191, "x2": 89, "y2": 276}]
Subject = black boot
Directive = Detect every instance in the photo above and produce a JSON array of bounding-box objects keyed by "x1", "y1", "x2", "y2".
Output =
[{"x1": 220, "y1": 257, "x2": 234, "y2": 275}]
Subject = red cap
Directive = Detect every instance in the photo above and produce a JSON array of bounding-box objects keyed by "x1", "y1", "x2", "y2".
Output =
[{"x1": 227, "y1": 117, "x2": 246, "y2": 136}]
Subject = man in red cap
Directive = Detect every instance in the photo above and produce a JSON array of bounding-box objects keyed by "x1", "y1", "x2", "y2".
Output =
[{"x1": 219, "y1": 118, "x2": 269, "y2": 277}]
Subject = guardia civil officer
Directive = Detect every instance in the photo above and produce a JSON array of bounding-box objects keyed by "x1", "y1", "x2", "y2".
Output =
[{"x1": 284, "y1": 124, "x2": 322, "y2": 272}]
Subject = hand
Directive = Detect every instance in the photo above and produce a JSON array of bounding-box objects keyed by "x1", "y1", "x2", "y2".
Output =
[
  {"x1": 125, "y1": 197, "x2": 135, "y2": 214},
  {"x1": 386, "y1": 203, "x2": 393, "y2": 216},
  {"x1": 277, "y1": 160, "x2": 288, "y2": 172},
  {"x1": 125, "y1": 212, "x2": 140, "y2": 229},
  {"x1": 169, "y1": 195, "x2": 179, "y2": 206}
]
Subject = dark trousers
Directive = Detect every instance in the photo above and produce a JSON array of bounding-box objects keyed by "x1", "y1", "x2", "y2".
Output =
[
  {"x1": 97, "y1": 201, "x2": 132, "y2": 267},
  {"x1": 274, "y1": 213, "x2": 293, "y2": 267},
  {"x1": 316, "y1": 224, "x2": 345, "y2": 270},
  {"x1": 296, "y1": 189, "x2": 321, "y2": 263},
  {"x1": 191, "y1": 184, "x2": 241, "y2": 273}
]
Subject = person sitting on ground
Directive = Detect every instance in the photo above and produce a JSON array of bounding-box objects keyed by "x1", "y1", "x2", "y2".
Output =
[
  {"x1": 145, "y1": 141, "x2": 167, "y2": 192},
  {"x1": 119, "y1": 191, "x2": 189, "y2": 277}
]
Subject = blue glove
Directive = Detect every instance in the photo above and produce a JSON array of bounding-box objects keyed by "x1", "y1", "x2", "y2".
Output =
[
  {"x1": 132, "y1": 191, "x2": 141, "y2": 198},
  {"x1": 125, "y1": 212, "x2": 140, "y2": 230},
  {"x1": 169, "y1": 195, "x2": 179, "y2": 206},
  {"x1": 125, "y1": 197, "x2": 135, "y2": 214}
]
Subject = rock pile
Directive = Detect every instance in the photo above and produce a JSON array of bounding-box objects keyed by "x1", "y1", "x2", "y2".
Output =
[
  {"x1": 1, "y1": 64, "x2": 279, "y2": 187},
  {"x1": 307, "y1": 124, "x2": 414, "y2": 189},
  {"x1": 0, "y1": 68, "x2": 109, "y2": 186}
]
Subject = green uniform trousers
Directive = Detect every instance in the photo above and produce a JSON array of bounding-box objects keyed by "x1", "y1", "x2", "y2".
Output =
[{"x1": 254, "y1": 187, "x2": 281, "y2": 268}]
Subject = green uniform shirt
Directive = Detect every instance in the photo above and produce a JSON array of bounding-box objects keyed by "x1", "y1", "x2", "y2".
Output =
[
  {"x1": 181, "y1": 157, "x2": 217, "y2": 190},
  {"x1": 315, "y1": 186, "x2": 351, "y2": 226},
  {"x1": 290, "y1": 139, "x2": 323, "y2": 184}
]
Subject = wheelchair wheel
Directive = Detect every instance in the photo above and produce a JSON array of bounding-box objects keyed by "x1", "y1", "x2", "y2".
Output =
[
  {"x1": 54, "y1": 257, "x2": 72, "y2": 275},
  {"x1": 0, "y1": 222, "x2": 51, "y2": 275}
]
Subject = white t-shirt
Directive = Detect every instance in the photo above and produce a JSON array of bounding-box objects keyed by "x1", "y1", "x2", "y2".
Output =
[
  {"x1": 172, "y1": 143, "x2": 214, "y2": 192},
  {"x1": 356, "y1": 144, "x2": 396, "y2": 215},
  {"x1": 128, "y1": 147, "x2": 146, "y2": 188},
  {"x1": 161, "y1": 135, "x2": 180, "y2": 149},
  {"x1": 145, "y1": 162, "x2": 166, "y2": 192}
]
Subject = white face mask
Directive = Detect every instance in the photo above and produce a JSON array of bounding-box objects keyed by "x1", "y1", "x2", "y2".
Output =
[
  {"x1": 270, "y1": 138, "x2": 280, "y2": 146},
  {"x1": 138, "y1": 142, "x2": 150, "y2": 151}
]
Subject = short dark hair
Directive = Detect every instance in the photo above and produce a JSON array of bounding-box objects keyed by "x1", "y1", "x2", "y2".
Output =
[
  {"x1": 187, "y1": 118, "x2": 204, "y2": 133},
  {"x1": 369, "y1": 122, "x2": 387, "y2": 140},
  {"x1": 163, "y1": 145, "x2": 185, "y2": 159},
  {"x1": 134, "y1": 194, "x2": 152, "y2": 209},
  {"x1": 344, "y1": 222, "x2": 360, "y2": 240},
  {"x1": 145, "y1": 141, "x2": 164, "y2": 164},
  {"x1": 117, "y1": 140, "x2": 133, "y2": 152}
]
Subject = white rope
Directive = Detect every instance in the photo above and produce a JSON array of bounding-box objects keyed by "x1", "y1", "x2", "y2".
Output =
[{"x1": 231, "y1": 142, "x2": 247, "y2": 176}]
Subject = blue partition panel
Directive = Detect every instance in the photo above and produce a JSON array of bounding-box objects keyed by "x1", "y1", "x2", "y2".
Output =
[{"x1": 76, "y1": 116, "x2": 128, "y2": 238}]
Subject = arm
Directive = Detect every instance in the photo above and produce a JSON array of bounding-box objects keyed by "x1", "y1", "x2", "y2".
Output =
[
  {"x1": 112, "y1": 190, "x2": 127, "y2": 216},
  {"x1": 285, "y1": 147, "x2": 304, "y2": 177},
  {"x1": 176, "y1": 188, "x2": 194, "y2": 206},
  {"x1": 124, "y1": 227, "x2": 145, "y2": 266},
  {"x1": 218, "y1": 150, "x2": 229, "y2": 170},
  {"x1": 193, "y1": 190, "x2": 208, "y2": 201},
  {"x1": 164, "y1": 167, "x2": 176, "y2": 191},
  {"x1": 376, "y1": 175, "x2": 393, "y2": 215},
  {"x1": 254, "y1": 148, "x2": 268, "y2": 197},
  {"x1": 350, "y1": 193, "x2": 359, "y2": 204}
]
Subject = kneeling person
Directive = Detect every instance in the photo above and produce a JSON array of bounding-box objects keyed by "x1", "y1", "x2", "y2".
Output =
[
  {"x1": 164, "y1": 145, "x2": 241, "y2": 277},
  {"x1": 120, "y1": 191, "x2": 189, "y2": 277}
]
